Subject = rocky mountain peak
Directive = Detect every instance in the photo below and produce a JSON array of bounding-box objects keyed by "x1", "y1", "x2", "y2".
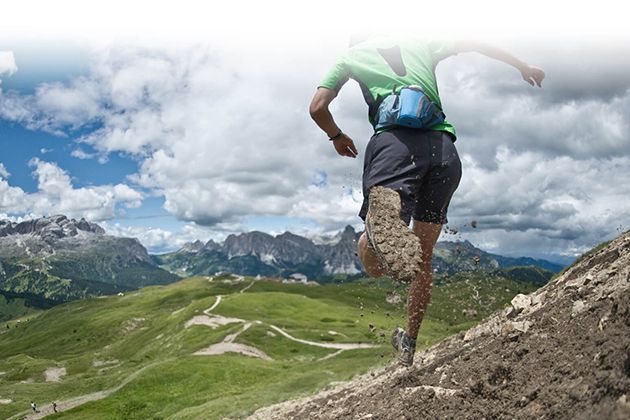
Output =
[
  {"x1": 203, "y1": 239, "x2": 221, "y2": 252},
  {"x1": 0, "y1": 215, "x2": 105, "y2": 241},
  {"x1": 0, "y1": 214, "x2": 154, "y2": 266},
  {"x1": 181, "y1": 240, "x2": 205, "y2": 253},
  {"x1": 322, "y1": 225, "x2": 362, "y2": 275},
  {"x1": 224, "y1": 231, "x2": 273, "y2": 244},
  {"x1": 276, "y1": 231, "x2": 303, "y2": 241},
  {"x1": 276, "y1": 231, "x2": 317, "y2": 249},
  {"x1": 339, "y1": 225, "x2": 359, "y2": 241},
  {"x1": 223, "y1": 231, "x2": 275, "y2": 258}
]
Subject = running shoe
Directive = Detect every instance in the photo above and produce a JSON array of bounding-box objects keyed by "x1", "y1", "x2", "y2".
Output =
[
  {"x1": 365, "y1": 186, "x2": 423, "y2": 283},
  {"x1": 391, "y1": 327, "x2": 416, "y2": 367}
]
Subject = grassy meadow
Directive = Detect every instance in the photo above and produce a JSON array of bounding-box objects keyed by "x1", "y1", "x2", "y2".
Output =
[{"x1": 0, "y1": 273, "x2": 537, "y2": 419}]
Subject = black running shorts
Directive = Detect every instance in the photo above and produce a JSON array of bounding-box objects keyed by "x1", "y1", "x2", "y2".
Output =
[{"x1": 359, "y1": 128, "x2": 462, "y2": 225}]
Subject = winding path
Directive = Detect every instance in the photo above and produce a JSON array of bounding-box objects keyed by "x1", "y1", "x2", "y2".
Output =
[
  {"x1": 199, "y1": 292, "x2": 379, "y2": 352},
  {"x1": 192, "y1": 294, "x2": 379, "y2": 359},
  {"x1": 266, "y1": 325, "x2": 378, "y2": 350},
  {"x1": 239, "y1": 281, "x2": 255, "y2": 293},
  {"x1": 204, "y1": 295, "x2": 222, "y2": 314},
  {"x1": 193, "y1": 288, "x2": 379, "y2": 361},
  {"x1": 9, "y1": 282, "x2": 381, "y2": 418},
  {"x1": 8, "y1": 359, "x2": 172, "y2": 420}
]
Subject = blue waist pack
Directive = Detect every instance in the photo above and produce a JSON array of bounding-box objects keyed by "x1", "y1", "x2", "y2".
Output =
[{"x1": 374, "y1": 86, "x2": 445, "y2": 131}]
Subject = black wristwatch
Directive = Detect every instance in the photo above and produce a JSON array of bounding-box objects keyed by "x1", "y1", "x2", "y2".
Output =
[{"x1": 329, "y1": 131, "x2": 343, "y2": 141}]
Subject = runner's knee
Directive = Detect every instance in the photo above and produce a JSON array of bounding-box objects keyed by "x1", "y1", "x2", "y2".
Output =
[
  {"x1": 357, "y1": 233, "x2": 386, "y2": 277},
  {"x1": 357, "y1": 233, "x2": 369, "y2": 258}
]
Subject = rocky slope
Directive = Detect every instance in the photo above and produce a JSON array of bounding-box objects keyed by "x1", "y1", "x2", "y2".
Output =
[
  {"x1": 157, "y1": 226, "x2": 563, "y2": 280},
  {"x1": 251, "y1": 231, "x2": 630, "y2": 419},
  {"x1": 0, "y1": 215, "x2": 178, "y2": 306}
]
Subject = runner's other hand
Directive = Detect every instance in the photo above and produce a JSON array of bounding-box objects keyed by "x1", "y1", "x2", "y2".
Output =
[
  {"x1": 332, "y1": 133, "x2": 358, "y2": 158},
  {"x1": 520, "y1": 65, "x2": 545, "y2": 87}
]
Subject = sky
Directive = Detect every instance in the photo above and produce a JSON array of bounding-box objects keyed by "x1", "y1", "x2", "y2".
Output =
[{"x1": 1, "y1": 0, "x2": 629, "y2": 263}]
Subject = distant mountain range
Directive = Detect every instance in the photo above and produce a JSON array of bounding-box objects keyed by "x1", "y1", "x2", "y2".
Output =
[
  {"x1": 155, "y1": 225, "x2": 565, "y2": 281},
  {"x1": 0, "y1": 216, "x2": 565, "y2": 318},
  {"x1": 0, "y1": 215, "x2": 178, "y2": 311}
]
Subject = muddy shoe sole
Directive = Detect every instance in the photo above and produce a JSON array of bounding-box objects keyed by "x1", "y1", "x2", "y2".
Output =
[{"x1": 365, "y1": 186, "x2": 423, "y2": 284}]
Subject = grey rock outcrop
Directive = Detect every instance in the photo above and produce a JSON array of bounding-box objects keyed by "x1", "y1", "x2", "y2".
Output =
[
  {"x1": 223, "y1": 231, "x2": 321, "y2": 265},
  {"x1": 0, "y1": 215, "x2": 104, "y2": 240},
  {"x1": 185, "y1": 227, "x2": 363, "y2": 274},
  {"x1": 321, "y1": 225, "x2": 362, "y2": 275},
  {"x1": 0, "y1": 215, "x2": 148, "y2": 262},
  {"x1": 181, "y1": 240, "x2": 205, "y2": 253},
  {"x1": 203, "y1": 239, "x2": 222, "y2": 252}
]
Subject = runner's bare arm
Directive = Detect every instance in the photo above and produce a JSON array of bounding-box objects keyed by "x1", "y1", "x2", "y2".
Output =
[
  {"x1": 452, "y1": 41, "x2": 545, "y2": 87},
  {"x1": 310, "y1": 87, "x2": 358, "y2": 158}
]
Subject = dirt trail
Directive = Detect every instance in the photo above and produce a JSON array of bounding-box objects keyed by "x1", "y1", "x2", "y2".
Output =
[
  {"x1": 7, "y1": 296, "x2": 232, "y2": 419},
  {"x1": 11, "y1": 281, "x2": 383, "y2": 419},
  {"x1": 251, "y1": 232, "x2": 630, "y2": 420},
  {"x1": 240, "y1": 281, "x2": 255, "y2": 293},
  {"x1": 8, "y1": 359, "x2": 171, "y2": 420},
  {"x1": 192, "y1": 293, "x2": 380, "y2": 357},
  {"x1": 194, "y1": 322, "x2": 272, "y2": 360},
  {"x1": 267, "y1": 325, "x2": 378, "y2": 350},
  {"x1": 204, "y1": 295, "x2": 222, "y2": 313}
]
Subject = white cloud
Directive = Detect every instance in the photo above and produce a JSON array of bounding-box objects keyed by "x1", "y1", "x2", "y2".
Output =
[
  {"x1": 1, "y1": 40, "x2": 630, "y2": 257},
  {"x1": 0, "y1": 163, "x2": 10, "y2": 178},
  {"x1": 446, "y1": 149, "x2": 630, "y2": 256},
  {"x1": 436, "y1": 52, "x2": 630, "y2": 167},
  {"x1": 0, "y1": 74, "x2": 101, "y2": 133},
  {"x1": 34, "y1": 79, "x2": 101, "y2": 127},
  {"x1": 0, "y1": 159, "x2": 143, "y2": 221},
  {"x1": 100, "y1": 221, "x2": 241, "y2": 253},
  {"x1": 289, "y1": 186, "x2": 364, "y2": 229},
  {"x1": 53, "y1": 46, "x2": 366, "y2": 229},
  {"x1": 0, "y1": 164, "x2": 27, "y2": 212},
  {"x1": 71, "y1": 148, "x2": 97, "y2": 159},
  {"x1": 100, "y1": 223, "x2": 175, "y2": 252},
  {"x1": 0, "y1": 51, "x2": 17, "y2": 79}
]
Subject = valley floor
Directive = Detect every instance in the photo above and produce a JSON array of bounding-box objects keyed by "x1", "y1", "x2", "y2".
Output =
[{"x1": 0, "y1": 272, "x2": 538, "y2": 419}]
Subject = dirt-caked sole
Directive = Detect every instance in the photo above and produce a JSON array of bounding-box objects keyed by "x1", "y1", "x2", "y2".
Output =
[{"x1": 365, "y1": 186, "x2": 423, "y2": 284}]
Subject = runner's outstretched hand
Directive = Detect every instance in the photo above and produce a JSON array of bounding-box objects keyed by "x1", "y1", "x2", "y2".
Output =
[
  {"x1": 333, "y1": 134, "x2": 358, "y2": 158},
  {"x1": 520, "y1": 65, "x2": 545, "y2": 87}
]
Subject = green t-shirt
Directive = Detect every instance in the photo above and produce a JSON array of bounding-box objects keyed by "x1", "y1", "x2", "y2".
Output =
[{"x1": 319, "y1": 37, "x2": 457, "y2": 139}]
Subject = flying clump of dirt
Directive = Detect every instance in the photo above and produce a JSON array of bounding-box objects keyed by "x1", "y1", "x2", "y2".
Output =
[{"x1": 251, "y1": 232, "x2": 630, "y2": 420}]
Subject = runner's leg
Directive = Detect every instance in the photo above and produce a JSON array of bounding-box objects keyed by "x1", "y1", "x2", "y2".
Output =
[
  {"x1": 357, "y1": 232, "x2": 386, "y2": 277},
  {"x1": 406, "y1": 220, "x2": 442, "y2": 339},
  {"x1": 406, "y1": 132, "x2": 460, "y2": 339}
]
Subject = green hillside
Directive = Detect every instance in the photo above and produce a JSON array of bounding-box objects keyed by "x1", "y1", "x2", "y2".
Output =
[
  {"x1": 0, "y1": 292, "x2": 42, "y2": 323},
  {"x1": 0, "y1": 273, "x2": 538, "y2": 419},
  {"x1": 0, "y1": 255, "x2": 179, "y2": 321}
]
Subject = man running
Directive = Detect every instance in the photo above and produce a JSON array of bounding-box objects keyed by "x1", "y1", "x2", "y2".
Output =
[{"x1": 310, "y1": 35, "x2": 544, "y2": 366}]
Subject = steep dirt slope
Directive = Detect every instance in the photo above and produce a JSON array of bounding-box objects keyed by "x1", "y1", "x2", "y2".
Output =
[{"x1": 251, "y1": 232, "x2": 630, "y2": 420}]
